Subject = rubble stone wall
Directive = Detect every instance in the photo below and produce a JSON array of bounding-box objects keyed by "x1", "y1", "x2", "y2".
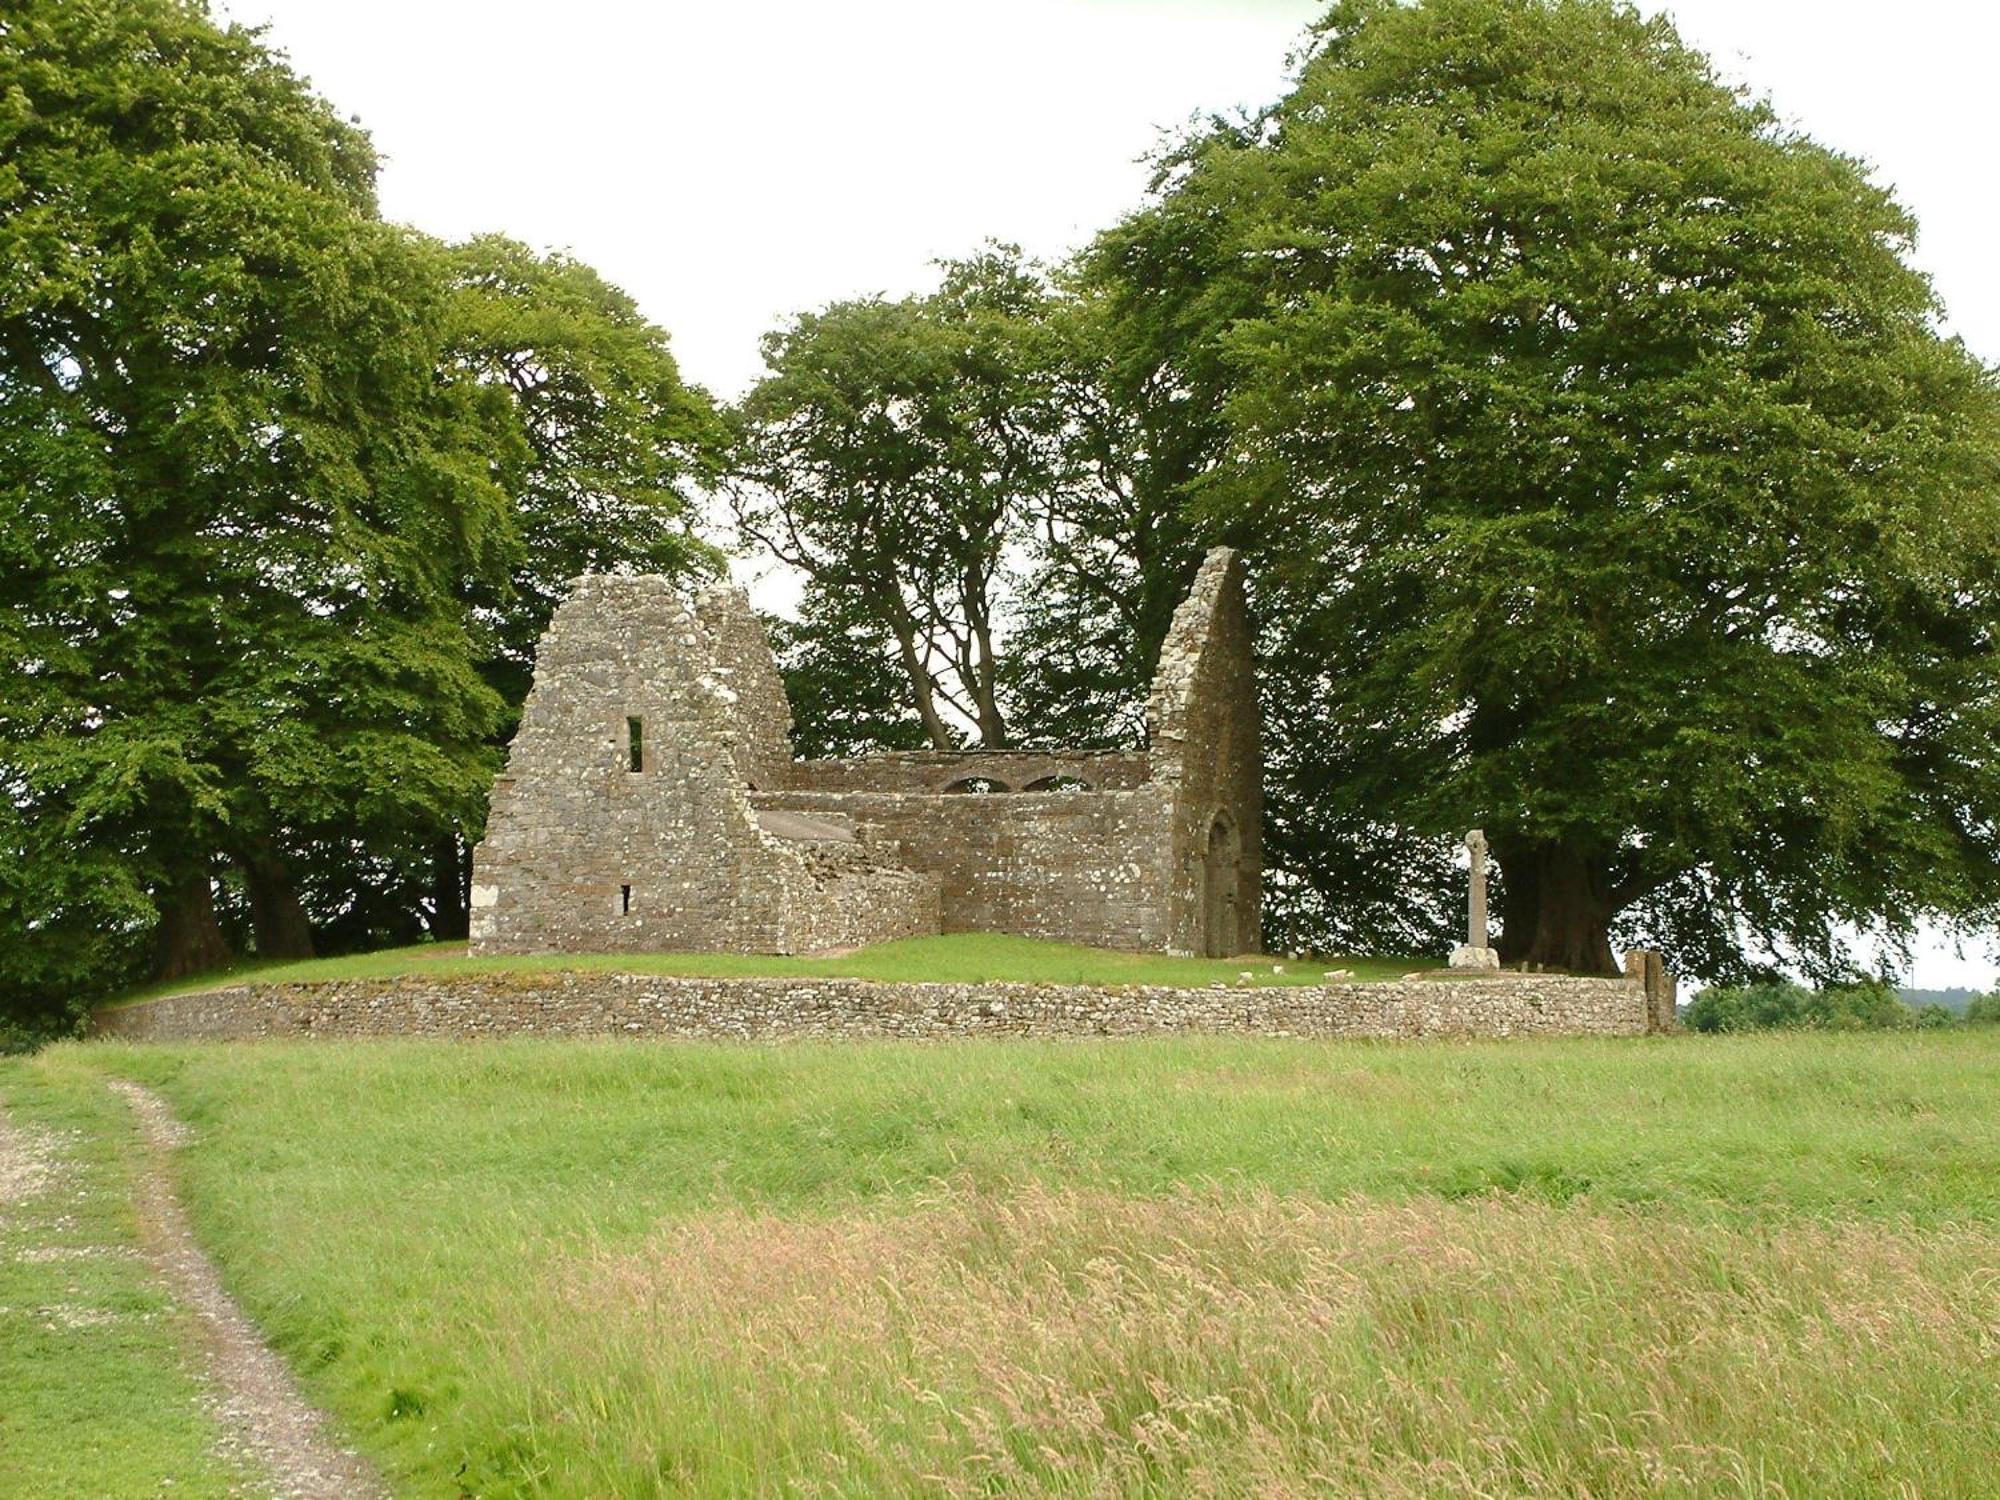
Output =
[
  {"x1": 1147, "y1": 550, "x2": 1263, "y2": 956},
  {"x1": 95, "y1": 971, "x2": 1660, "y2": 1044},
  {"x1": 469, "y1": 576, "x2": 933, "y2": 955},
  {"x1": 750, "y1": 787, "x2": 1177, "y2": 951},
  {"x1": 785, "y1": 750, "x2": 1152, "y2": 794}
]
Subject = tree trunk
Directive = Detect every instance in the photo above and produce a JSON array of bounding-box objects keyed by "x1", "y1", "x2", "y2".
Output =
[
  {"x1": 241, "y1": 851, "x2": 315, "y2": 959},
  {"x1": 1492, "y1": 841, "x2": 1539, "y2": 964},
  {"x1": 1516, "y1": 844, "x2": 1619, "y2": 974},
  {"x1": 152, "y1": 864, "x2": 233, "y2": 980},
  {"x1": 968, "y1": 592, "x2": 1008, "y2": 748},
  {"x1": 889, "y1": 614, "x2": 955, "y2": 751},
  {"x1": 428, "y1": 835, "x2": 470, "y2": 940}
]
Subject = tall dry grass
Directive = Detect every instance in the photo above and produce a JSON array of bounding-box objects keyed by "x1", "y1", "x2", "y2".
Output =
[{"x1": 491, "y1": 1185, "x2": 2000, "y2": 1498}]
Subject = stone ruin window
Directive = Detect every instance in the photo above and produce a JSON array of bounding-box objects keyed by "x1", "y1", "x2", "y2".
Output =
[
  {"x1": 620, "y1": 883, "x2": 632, "y2": 915},
  {"x1": 1023, "y1": 775, "x2": 1092, "y2": 793},
  {"x1": 626, "y1": 716, "x2": 643, "y2": 773},
  {"x1": 942, "y1": 775, "x2": 1010, "y2": 794}
]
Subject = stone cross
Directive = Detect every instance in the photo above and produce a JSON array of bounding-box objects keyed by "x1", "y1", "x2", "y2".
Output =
[
  {"x1": 1448, "y1": 827, "x2": 1501, "y2": 971},
  {"x1": 1466, "y1": 828, "x2": 1489, "y2": 949}
]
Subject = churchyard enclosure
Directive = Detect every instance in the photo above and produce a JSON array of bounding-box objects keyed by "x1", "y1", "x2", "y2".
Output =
[
  {"x1": 8, "y1": 1031, "x2": 2000, "y2": 1499},
  {"x1": 88, "y1": 933, "x2": 1669, "y2": 1044}
]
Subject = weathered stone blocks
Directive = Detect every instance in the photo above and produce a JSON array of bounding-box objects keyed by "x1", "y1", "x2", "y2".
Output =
[
  {"x1": 94, "y1": 968, "x2": 1663, "y2": 1044},
  {"x1": 470, "y1": 550, "x2": 1263, "y2": 958}
]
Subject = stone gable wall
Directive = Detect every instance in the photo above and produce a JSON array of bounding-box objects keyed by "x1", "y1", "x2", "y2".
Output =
[
  {"x1": 693, "y1": 585, "x2": 797, "y2": 794},
  {"x1": 1147, "y1": 550, "x2": 1263, "y2": 955},
  {"x1": 95, "y1": 971, "x2": 1658, "y2": 1044},
  {"x1": 470, "y1": 576, "x2": 934, "y2": 955}
]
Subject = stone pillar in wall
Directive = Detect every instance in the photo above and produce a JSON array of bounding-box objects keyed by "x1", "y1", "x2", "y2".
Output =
[{"x1": 1623, "y1": 949, "x2": 1677, "y2": 1032}]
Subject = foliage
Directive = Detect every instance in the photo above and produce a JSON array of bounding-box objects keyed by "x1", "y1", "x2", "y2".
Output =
[
  {"x1": 446, "y1": 234, "x2": 723, "y2": 714},
  {"x1": 1684, "y1": 978, "x2": 1919, "y2": 1032},
  {"x1": 1084, "y1": 0, "x2": 2000, "y2": 977},
  {"x1": 0, "y1": 0, "x2": 516, "y2": 1013},
  {"x1": 997, "y1": 278, "x2": 1218, "y2": 749},
  {"x1": 729, "y1": 246, "x2": 1066, "y2": 748},
  {"x1": 765, "y1": 584, "x2": 932, "y2": 759},
  {"x1": 1965, "y1": 992, "x2": 2000, "y2": 1026},
  {"x1": 0, "y1": 1, "x2": 722, "y2": 1026}
]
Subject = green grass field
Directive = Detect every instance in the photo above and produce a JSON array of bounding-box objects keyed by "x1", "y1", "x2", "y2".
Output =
[
  {"x1": 102, "y1": 931, "x2": 1419, "y2": 1009},
  {"x1": 0, "y1": 1054, "x2": 251, "y2": 1497},
  {"x1": 7, "y1": 1030, "x2": 2000, "y2": 1497}
]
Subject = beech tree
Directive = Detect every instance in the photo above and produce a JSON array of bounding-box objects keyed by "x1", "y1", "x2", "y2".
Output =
[
  {"x1": 1092, "y1": 0, "x2": 2000, "y2": 975},
  {"x1": 0, "y1": 0, "x2": 517, "y2": 995},
  {"x1": 729, "y1": 248, "x2": 1063, "y2": 749},
  {"x1": 0, "y1": 1, "x2": 721, "y2": 1023}
]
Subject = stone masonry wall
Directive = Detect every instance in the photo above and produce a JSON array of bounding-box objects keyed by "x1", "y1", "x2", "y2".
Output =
[
  {"x1": 470, "y1": 576, "x2": 934, "y2": 955},
  {"x1": 1147, "y1": 549, "x2": 1263, "y2": 955},
  {"x1": 693, "y1": 585, "x2": 796, "y2": 794},
  {"x1": 95, "y1": 971, "x2": 1659, "y2": 1044},
  {"x1": 750, "y1": 787, "x2": 1178, "y2": 952},
  {"x1": 786, "y1": 750, "x2": 1153, "y2": 794}
]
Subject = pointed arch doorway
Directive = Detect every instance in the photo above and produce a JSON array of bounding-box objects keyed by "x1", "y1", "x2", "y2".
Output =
[{"x1": 1203, "y1": 814, "x2": 1242, "y2": 957}]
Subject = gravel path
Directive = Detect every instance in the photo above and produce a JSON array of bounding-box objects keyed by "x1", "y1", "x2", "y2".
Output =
[{"x1": 108, "y1": 1079, "x2": 392, "y2": 1500}]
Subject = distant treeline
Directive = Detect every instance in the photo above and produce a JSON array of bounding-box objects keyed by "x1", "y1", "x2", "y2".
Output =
[
  {"x1": 1899, "y1": 988, "x2": 1982, "y2": 1014},
  {"x1": 1688, "y1": 982, "x2": 2000, "y2": 1033}
]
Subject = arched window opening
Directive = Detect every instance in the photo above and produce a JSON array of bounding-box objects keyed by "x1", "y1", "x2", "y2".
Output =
[{"x1": 942, "y1": 775, "x2": 1010, "y2": 794}]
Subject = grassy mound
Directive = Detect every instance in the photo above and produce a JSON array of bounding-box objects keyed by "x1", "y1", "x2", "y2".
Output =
[
  {"x1": 106, "y1": 932, "x2": 1418, "y2": 1009},
  {"x1": 18, "y1": 1030, "x2": 2000, "y2": 1496}
]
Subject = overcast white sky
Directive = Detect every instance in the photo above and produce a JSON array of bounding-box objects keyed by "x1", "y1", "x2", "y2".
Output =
[{"x1": 215, "y1": 0, "x2": 2000, "y2": 986}]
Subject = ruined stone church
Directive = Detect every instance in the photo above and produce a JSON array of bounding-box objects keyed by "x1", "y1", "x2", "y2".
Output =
[{"x1": 469, "y1": 548, "x2": 1261, "y2": 957}]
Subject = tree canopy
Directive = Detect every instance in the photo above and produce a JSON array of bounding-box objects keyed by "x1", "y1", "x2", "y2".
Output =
[
  {"x1": 0, "y1": 0, "x2": 720, "y2": 1028},
  {"x1": 1082, "y1": 0, "x2": 2000, "y2": 974},
  {"x1": 729, "y1": 247, "x2": 1066, "y2": 750},
  {"x1": 6, "y1": 0, "x2": 1996, "y2": 1036}
]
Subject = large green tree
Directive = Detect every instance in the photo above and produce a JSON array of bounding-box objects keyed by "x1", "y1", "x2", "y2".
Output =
[
  {"x1": 1092, "y1": 0, "x2": 2000, "y2": 976},
  {"x1": 729, "y1": 248, "x2": 1064, "y2": 749},
  {"x1": 0, "y1": 1, "x2": 722, "y2": 1027},
  {"x1": 1, "y1": 0, "x2": 517, "y2": 1002},
  {"x1": 414, "y1": 236, "x2": 721, "y2": 936}
]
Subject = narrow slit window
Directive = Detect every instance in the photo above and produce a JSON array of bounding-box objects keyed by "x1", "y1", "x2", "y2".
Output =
[
  {"x1": 626, "y1": 716, "x2": 643, "y2": 772},
  {"x1": 620, "y1": 883, "x2": 633, "y2": 915}
]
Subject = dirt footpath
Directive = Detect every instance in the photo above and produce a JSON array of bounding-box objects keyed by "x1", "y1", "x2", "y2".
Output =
[{"x1": 108, "y1": 1080, "x2": 392, "y2": 1500}]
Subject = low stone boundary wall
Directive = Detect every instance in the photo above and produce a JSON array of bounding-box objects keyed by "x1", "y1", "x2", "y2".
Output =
[{"x1": 93, "y1": 968, "x2": 1663, "y2": 1044}]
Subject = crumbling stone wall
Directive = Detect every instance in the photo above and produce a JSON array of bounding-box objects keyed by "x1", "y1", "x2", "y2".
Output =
[
  {"x1": 471, "y1": 549, "x2": 1263, "y2": 957},
  {"x1": 786, "y1": 750, "x2": 1152, "y2": 794},
  {"x1": 95, "y1": 968, "x2": 1663, "y2": 1044},
  {"x1": 470, "y1": 576, "x2": 936, "y2": 955},
  {"x1": 1147, "y1": 550, "x2": 1263, "y2": 956},
  {"x1": 751, "y1": 786, "x2": 1178, "y2": 951},
  {"x1": 694, "y1": 585, "x2": 795, "y2": 793}
]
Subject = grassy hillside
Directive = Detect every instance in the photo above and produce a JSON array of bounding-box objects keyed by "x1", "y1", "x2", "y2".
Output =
[
  {"x1": 19, "y1": 1031, "x2": 2000, "y2": 1497},
  {"x1": 104, "y1": 932, "x2": 1419, "y2": 1009}
]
